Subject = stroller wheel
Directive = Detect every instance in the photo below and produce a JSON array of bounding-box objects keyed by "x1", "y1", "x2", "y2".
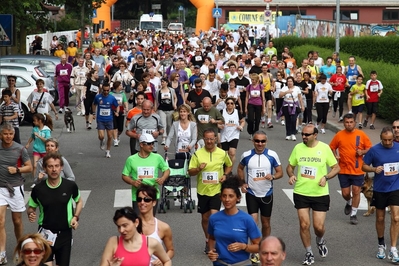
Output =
[
  {"x1": 191, "y1": 200, "x2": 196, "y2": 210},
  {"x1": 183, "y1": 203, "x2": 187, "y2": 213},
  {"x1": 159, "y1": 203, "x2": 166, "y2": 213}
]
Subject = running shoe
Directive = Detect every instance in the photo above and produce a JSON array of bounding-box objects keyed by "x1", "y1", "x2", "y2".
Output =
[
  {"x1": 388, "y1": 249, "x2": 399, "y2": 262},
  {"x1": 261, "y1": 121, "x2": 265, "y2": 128},
  {"x1": 77, "y1": 111, "x2": 82, "y2": 116},
  {"x1": 358, "y1": 123, "x2": 363, "y2": 129},
  {"x1": 100, "y1": 140, "x2": 105, "y2": 150},
  {"x1": 321, "y1": 128, "x2": 326, "y2": 134},
  {"x1": 58, "y1": 108, "x2": 63, "y2": 114},
  {"x1": 285, "y1": 135, "x2": 292, "y2": 141},
  {"x1": 291, "y1": 134, "x2": 296, "y2": 141},
  {"x1": 363, "y1": 119, "x2": 368, "y2": 127},
  {"x1": 281, "y1": 120, "x2": 285, "y2": 126},
  {"x1": 339, "y1": 117, "x2": 343, "y2": 122},
  {"x1": 370, "y1": 124, "x2": 375, "y2": 130},
  {"x1": 250, "y1": 253, "x2": 260, "y2": 264},
  {"x1": 317, "y1": 239, "x2": 328, "y2": 257},
  {"x1": 267, "y1": 122, "x2": 273, "y2": 128},
  {"x1": 332, "y1": 111, "x2": 336, "y2": 118},
  {"x1": 298, "y1": 125, "x2": 302, "y2": 133},
  {"x1": 86, "y1": 122, "x2": 89, "y2": 129},
  {"x1": 161, "y1": 138, "x2": 166, "y2": 145},
  {"x1": 350, "y1": 215, "x2": 358, "y2": 225},
  {"x1": 376, "y1": 244, "x2": 386, "y2": 259},
  {"x1": 0, "y1": 253, "x2": 7, "y2": 265},
  {"x1": 105, "y1": 151, "x2": 111, "y2": 158},
  {"x1": 87, "y1": 123, "x2": 92, "y2": 130},
  {"x1": 113, "y1": 139, "x2": 119, "y2": 147},
  {"x1": 249, "y1": 134, "x2": 253, "y2": 140},
  {"x1": 302, "y1": 252, "x2": 314, "y2": 265},
  {"x1": 344, "y1": 203, "x2": 352, "y2": 215}
]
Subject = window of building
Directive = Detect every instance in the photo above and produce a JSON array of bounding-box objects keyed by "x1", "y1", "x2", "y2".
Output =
[
  {"x1": 383, "y1": 10, "x2": 399, "y2": 20},
  {"x1": 333, "y1": 10, "x2": 359, "y2": 21},
  {"x1": 281, "y1": 10, "x2": 306, "y2": 16}
]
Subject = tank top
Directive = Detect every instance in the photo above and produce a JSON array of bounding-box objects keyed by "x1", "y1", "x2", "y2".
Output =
[
  {"x1": 114, "y1": 234, "x2": 150, "y2": 266},
  {"x1": 346, "y1": 64, "x2": 359, "y2": 86},
  {"x1": 147, "y1": 218, "x2": 163, "y2": 264}
]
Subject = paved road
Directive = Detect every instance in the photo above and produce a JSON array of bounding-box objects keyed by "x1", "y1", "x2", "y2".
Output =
[{"x1": 4, "y1": 106, "x2": 394, "y2": 266}]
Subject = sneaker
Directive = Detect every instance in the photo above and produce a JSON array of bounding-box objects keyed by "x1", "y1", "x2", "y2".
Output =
[
  {"x1": 100, "y1": 140, "x2": 105, "y2": 150},
  {"x1": 261, "y1": 121, "x2": 265, "y2": 128},
  {"x1": 285, "y1": 135, "x2": 292, "y2": 141},
  {"x1": 321, "y1": 128, "x2": 326, "y2": 134},
  {"x1": 358, "y1": 123, "x2": 363, "y2": 129},
  {"x1": 339, "y1": 116, "x2": 343, "y2": 122},
  {"x1": 317, "y1": 240, "x2": 328, "y2": 258},
  {"x1": 344, "y1": 203, "x2": 351, "y2": 215},
  {"x1": 86, "y1": 122, "x2": 89, "y2": 129},
  {"x1": 332, "y1": 111, "x2": 336, "y2": 118},
  {"x1": 388, "y1": 249, "x2": 399, "y2": 262},
  {"x1": 298, "y1": 125, "x2": 302, "y2": 133},
  {"x1": 67, "y1": 128, "x2": 71, "y2": 133},
  {"x1": 267, "y1": 122, "x2": 273, "y2": 128},
  {"x1": 370, "y1": 124, "x2": 375, "y2": 130},
  {"x1": 58, "y1": 108, "x2": 63, "y2": 114},
  {"x1": 204, "y1": 242, "x2": 209, "y2": 254},
  {"x1": 77, "y1": 111, "x2": 82, "y2": 116},
  {"x1": 302, "y1": 252, "x2": 315, "y2": 265},
  {"x1": 105, "y1": 151, "x2": 111, "y2": 158},
  {"x1": 113, "y1": 139, "x2": 119, "y2": 147},
  {"x1": 291, "y1": 134, "x2": 296, "y2": 141},
  {"x1": 376, "y1": 245, "x2": 386, "y2": 259},
  {"x1": 281, "y1": 120, "x2": 285, "y2": 126},
  {"x1": 249, "y1": 134, "x2": 253, "y2": 140},
  {"x1": 88, "y1": 123, "x2": 92, "y2": 130},
  {"x1": 363, "y1": 119, "x2": 368, "y2": 127},
  {"x1": 0, "y1": 254, "x2": 7, "y2": 265},
  {"x1": 161, "y1": 138, "x2": 166, "y2": 145},
  {"x1": 250, "y1": 253, "x2": 260, "y2": 264},
  {"x1": 350, "y1": 215, "x2": 358, "y2": 225},
  {"x1": 348, "y1": 110, "x2": 353, "y2": 114}
]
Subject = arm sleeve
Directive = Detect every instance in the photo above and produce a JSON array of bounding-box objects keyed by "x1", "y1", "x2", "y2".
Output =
[{"x1": 62, "y1": 157, "x2": 75, "y2": 181}]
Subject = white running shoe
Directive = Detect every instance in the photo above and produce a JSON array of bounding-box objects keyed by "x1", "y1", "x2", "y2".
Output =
[
  {"x1": 281, "y1": 120, "x2": 285, "y2": 126},
  {"x1": 285, "y1": 135, "x2": 292, "y2": 140},
  {"x1": 321, "y1": 128, "x2": 326, "y2": 134},
  {"x1": 105, "y1": 151, "x2": 111, "y2": 158},
  {"x1": 113, "y1": 139, "x2": 119, "y2": 147},
  {"x1": 291, "y1": 134, "x2": 296, "y2": 141}
]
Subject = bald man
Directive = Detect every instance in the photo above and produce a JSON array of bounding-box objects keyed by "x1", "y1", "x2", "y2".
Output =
[
  {"x1": 259, "y1": 236, "x2": 286, "y2": 266},
  {"x1": 194, "y1": 97, "x2": 224, "y2": 148}
]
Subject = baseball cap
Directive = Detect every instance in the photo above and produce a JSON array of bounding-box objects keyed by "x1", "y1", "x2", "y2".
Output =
[
  {"x1": 194, "y1": 65, "x2": 200, "y2": 69},
  {"x1": 139, "y1": 134, "x2": 156, "y2": 143},
  {"x1": 223, "y1": 65, "x2": 229, "y2": 69}
]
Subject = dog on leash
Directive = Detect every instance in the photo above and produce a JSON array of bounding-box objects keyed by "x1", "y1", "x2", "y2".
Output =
[
  {"x1": 64, "y1": 108, "x2": 75, "y2": 133},
  {"x1": 362, "y1": 173, "x2": 375, "y2": 216}
]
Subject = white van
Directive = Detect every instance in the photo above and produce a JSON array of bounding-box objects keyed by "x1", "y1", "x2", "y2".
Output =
[
  {"x1": 139, "y1": 14, "x2": 163, "y2": 31},
  {"x1": 168, "y1": 23, "x2": 184, "y2": 34}
]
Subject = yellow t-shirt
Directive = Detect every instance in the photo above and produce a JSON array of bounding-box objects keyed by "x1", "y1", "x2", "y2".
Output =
[
  {"x1": 350, "y1": 84, "x2": 366, "y2": 106},
  {"x1": 54, "y1": 50, "x2": 65, "y2": 58},
  {"x1": 66, "y1": 47, "x2": 78, "y2": 57}
]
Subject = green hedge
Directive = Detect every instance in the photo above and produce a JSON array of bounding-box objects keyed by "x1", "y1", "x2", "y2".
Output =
[
  {"x1": 273, "y1": 36, "x2": 399, "y2": 65},
  {"x1": 287, "y1": 45, "x2": 399, "y2": 122}
]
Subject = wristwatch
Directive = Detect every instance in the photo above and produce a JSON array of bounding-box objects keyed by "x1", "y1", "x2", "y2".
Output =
[
  {"x1": 324, "y1": 175, "x2": 329, "y2": 181},
  {"x1": 272, "y1": 175, "x2": 275, "y2": 180},
  {"x1": 16, "y1": 167, "x2": 20, "y2": 174}
]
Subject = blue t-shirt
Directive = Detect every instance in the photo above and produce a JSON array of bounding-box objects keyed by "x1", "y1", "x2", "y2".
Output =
[
  {"x1": 93, "y1": 94, "x2": 119, "y2": 122},
  {"x1": 320, "y1": 65, "x2": 336, "y2": 79},
  {"x1": 208, "y1": 210, "x2": 261, "y2": 265},
  {"x1": 363, "y1": 142, "x2": 399, "y2": 193}
]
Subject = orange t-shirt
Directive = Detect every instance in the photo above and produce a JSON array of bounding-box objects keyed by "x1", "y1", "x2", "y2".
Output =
[
  {"x1": 329, "y1": 129, "x2": 372, "y2": 175},
  {"x1": 126, "y1": 107, "x2": 142, "y2": 124}
]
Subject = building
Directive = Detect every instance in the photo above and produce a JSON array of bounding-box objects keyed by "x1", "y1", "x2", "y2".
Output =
[{"x1": 217, "y1": 0, "x2": 399, "y2": 25}]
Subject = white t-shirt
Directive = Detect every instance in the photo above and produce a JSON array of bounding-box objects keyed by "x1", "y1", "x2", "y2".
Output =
[
  {"x1": 280, "y1": 86, "x2": 301, "y2": 104},
  {"x1": 315, "y1": 82, "x2": 332, "y2": 103}
]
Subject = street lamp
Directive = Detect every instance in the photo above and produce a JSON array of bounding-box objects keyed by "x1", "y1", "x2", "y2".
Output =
[{"x1": 336, "y1": 0, "x2": 340, "y2": 53}]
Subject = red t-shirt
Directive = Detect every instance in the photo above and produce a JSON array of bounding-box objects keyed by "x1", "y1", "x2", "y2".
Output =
[
  {"x1": 365, "y1": 79, "x2": 383, "y2": 103},
  {"x1": 329, "y1": 74, "x2": 346, "y2": 92}
]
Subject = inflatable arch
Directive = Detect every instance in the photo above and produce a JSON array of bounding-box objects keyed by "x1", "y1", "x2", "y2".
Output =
[
  {"x1": 190, "y1": 0, "x2": 214, "y2": 34},
  {"x1": 92, "y1": 0, "x2": 118, "y2": 33}
]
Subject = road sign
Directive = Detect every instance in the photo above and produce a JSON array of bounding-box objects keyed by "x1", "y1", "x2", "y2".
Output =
[
  {"x1": 152, "y1": 4, "x2": 161, "y2": 10},
  {"x1": 212, "y1": 8, "x2": 222, "y2": 18},
  {"x1": 178, "y1": 6, "x2": 184, "y2": 11}
]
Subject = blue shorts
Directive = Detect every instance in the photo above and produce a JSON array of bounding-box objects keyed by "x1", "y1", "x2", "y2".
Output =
[
  {"x1": 351, "y1": 104, "x2": 364, "y2": 114},
  {"x1": 338, "y1": 174, "x2": 364, "y2": 188},
  {"x1": 97, "y1": 120, "x2": 114, "y2": 130}
]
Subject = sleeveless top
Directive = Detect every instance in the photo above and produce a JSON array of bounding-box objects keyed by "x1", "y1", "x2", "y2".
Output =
[
  {"x1": 147, "y1": 218, "x2": 163, "y2": 264},
  {"x1": 346, "y1": 64, "x2": 359, "y2": 86},
  {"x1": 114, "y1": 234, "x2": 150, "y2": 266}
]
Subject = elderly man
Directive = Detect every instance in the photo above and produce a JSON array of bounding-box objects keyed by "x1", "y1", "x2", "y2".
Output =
[
  {"x1": 55, "y1": 54, "x2": 73, "y2": 114},
  {"x1": 259, "y1": 236, "x2": 286, "y2": 266}
]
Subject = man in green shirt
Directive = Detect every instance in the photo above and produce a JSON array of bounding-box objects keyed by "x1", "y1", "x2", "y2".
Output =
[{"x1": 286, "y1": 124, "x2": 340, "y2": 265}]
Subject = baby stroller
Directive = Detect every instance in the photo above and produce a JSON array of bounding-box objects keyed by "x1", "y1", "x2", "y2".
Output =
[{"x1": 159, "y1": 152, "x2": 194, "y2": 213}]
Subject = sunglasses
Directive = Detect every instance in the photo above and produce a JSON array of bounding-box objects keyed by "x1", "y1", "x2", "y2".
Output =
[
  {"x1": 22, "y1": 249, "x2": 43, "y2": 255},
  {"x1": 254, "y1": 139, "x2": 266, "y2": 143},
  {"x1": 143, "y1": 142, "x2": 154, "y2": 146},
  {"x1": 195, "y1": 86, "x2": 202, "y2": 88},
  {"x1": 226, "y1": 102, "x2": 235, "y2": 105},
  {"x1": 137, "y1": 197, "x2": 153, "y2": 203},
  {"x1": 393, "y1": 126, "x2": 399, "y2": 129},
  {"x1": 301, "y1": 133, "x2": 314, "y2": 137}
]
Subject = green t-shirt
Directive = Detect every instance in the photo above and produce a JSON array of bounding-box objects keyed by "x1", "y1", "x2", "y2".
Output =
[
  {"x1": 288, "y1": 141, "x2": 337, "y2": 197},
  {"x1": 122, "y1": 153, "x2": 169, "y2": 200},
  {"x1": 350, "y1": 84, "x2": 366, "y2": 106},
  {"x1": 189, "y1": 147, "x2": 232, "y2": 196},
  {"x1": 195, "y1": 107, "x2": 225, "y2": 140}
]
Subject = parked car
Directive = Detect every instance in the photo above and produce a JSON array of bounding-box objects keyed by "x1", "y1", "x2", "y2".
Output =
[
  {"x1": 167, "y1": 23, "x2": 184, "y2": 34},
  {"x1": 0, "y1": 63, "x2": 57, "y2": 103},
  {"x1": 0, "y1": 69, "x2": 56, "y2": 124}
]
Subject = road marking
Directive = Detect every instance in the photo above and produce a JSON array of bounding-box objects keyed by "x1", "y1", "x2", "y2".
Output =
[
  {"x1": 24, "y1": 190, "x2": 91, "y2": 208},
  {"x1": 282, "y1": 189, "x2": 294, "y2": 205}
]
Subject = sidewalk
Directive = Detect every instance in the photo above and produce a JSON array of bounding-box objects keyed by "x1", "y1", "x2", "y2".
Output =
[{"x1": 312, "y1": 107, "x2": 390, "y2": 144}]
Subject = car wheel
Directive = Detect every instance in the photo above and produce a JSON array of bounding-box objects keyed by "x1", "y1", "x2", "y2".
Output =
[{"x1": 21, "y1": 104, "x2": 31, "y2": 125}]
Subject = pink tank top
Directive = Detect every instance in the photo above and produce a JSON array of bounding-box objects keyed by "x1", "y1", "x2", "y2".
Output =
[{"x1": 114, "y1": 234, "x2": 150, "y2": 266}]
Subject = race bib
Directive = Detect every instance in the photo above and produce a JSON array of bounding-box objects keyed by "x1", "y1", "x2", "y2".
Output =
[
  {"x1": 60, "y1": 69, "x2": 68, "y2": 76},
  {"x1": 137, "y1": 167, "x2": 155, "y2": 179},
  {"x1": 145, "y1": 86, "x2": 152, "y2": 93},
  {"x1": 114, "y1": 94, "x2": 123, "y2": 105},
  {"x1": 300, "y1": 166, "x2": 317, "y2": 179},
  {"x1": 197, "y1": 114, "x2": 209, "y2": 123},
  {"x1": 96, "y1": 63, "x2": 102, "y2": 69},
  {"x1": 370, "y1": 84, "x2": 379, "y2": 92},
  {"x1": 142, "y1": 128, "x2": 155, "y2": 135},
  {"x1": 237, "y1": 85, "x2": 244, "y2": 92},
  {"x1": 383, "y1": 162, "x2": 399, "y2": 176},
  {"x1": 355, "y1": 94, "x2": 363, "y2": 100},
  {"x1": 90, "y1": 84, "x2": 99, "y2": 93},
  {"x1": 202, "y1": 172, "x2": 218, "y2": 184},
  {"x1": 251, "y1": 168, "x2": 268, "y2": 181},
  {"x1": 99, "y1": 108, "x2": 111, "y2": 116},
  {"x1": 177, "y1": 141, "x2": 189, "y2": 152},
  {"x1": 348, "y1": 75, "x2": 356, "y2": 82},
  {"x1": 226, "y1": 119, "x2": 238, "y2": 127},
  {"x1": 78, "y1": 71, "x2": 85, "y2": 77},
  {"x1": 161, "y1": 92, "x2": 170, "y2": 99},
  {"x1": 250, "y1": 90, "x2": 260, "y2": 97},
  {"x1": 195, "y1": 56, "x2": 202, "y2": 61}
]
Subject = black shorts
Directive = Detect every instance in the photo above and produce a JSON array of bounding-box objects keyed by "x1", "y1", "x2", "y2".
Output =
[
  {"x1": 221, "y1": 139, "x2": 239, "y2": 150},
  {"x1": 246, "y1": 193, "x2": 273, "y2": 217},
  {"x1": 294, "y1": 193, "x2": 330, "y2": 212},
  {"x1": 371, "y1": 190, "x2": 399, "y2": 209},
  {"x1": 366, "y1": 102, "x2": 378, "y2": 115},
  {"x1": 45, "y1": 228, "x2": 72, "y2": 266},
  {"x1": 338, "y1": 174, "x2": 364, "y2": 188},
  {"x1": 351, "y1": 104, "x2": 364, "y2": 114},
  {"x1": 197, "y1": 193, "x2": 221, "y2": 214},
  {"x1": 264, "y1": 90, "x2": 273, "y2": 102}
]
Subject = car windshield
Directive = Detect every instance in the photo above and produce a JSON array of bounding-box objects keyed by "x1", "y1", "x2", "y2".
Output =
[
  {"x1": 168, "y1": 25, "x2": 183, "y2": 31},
  {"x1": 140, "y1": 21, "x2": 162, "y2": 30}
]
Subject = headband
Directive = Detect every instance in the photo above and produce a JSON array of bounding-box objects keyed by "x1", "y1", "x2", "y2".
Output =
[{"x1": 21, "y1": 238, "x2": 34, "y2": 249}]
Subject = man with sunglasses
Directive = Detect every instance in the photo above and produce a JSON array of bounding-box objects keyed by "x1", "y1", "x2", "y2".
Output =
[
  {"x1": 287, "y1": 124, "x2": 339, "y2": 265},
  {"x1": 237, "y1": 131, "x2": 283, "y2": 263},
  {"x1": 122, "y1": 134, "x2": 170, "y2": 216}
]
